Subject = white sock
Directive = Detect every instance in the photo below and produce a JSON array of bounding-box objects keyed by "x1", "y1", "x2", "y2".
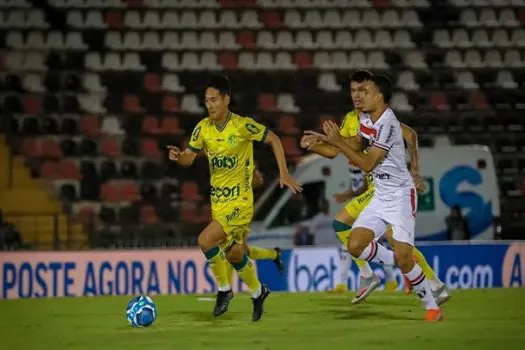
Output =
[
  {"x1": 384, "y1": 265, "x2": 395, "y2": 283},
  {"x1": 251, "y1": 284, "x2": 262, "y2": 299},
  {"x1": 218, "y1": 284, "x2": 231, "y2": 292},
  {"x1": 339, "y1": 247, "x2": 350, "y2": 285},
  {"x1": 405, "y1": 264, "x2": 438, "y2": 309},
  {"x1": 358, "y1": 262, "x2": 374, "y2": 278},
  {"x1": 428, "y1": 277, "x2": 444, "y2": 291},
  {"x1": 357, "y1": 241, "x2": 395, "y2": 266}
]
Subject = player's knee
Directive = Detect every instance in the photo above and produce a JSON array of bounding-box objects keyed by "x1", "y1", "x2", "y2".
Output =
[
  {"x1": 198, "y1": 232, "x2": 212, "y2": 251},
  {"x1": 347, "y1": 237, "x2": 363, "y2": 258},
  {"x1": 225, "y1": 244, "x2": 244, "y2": 264}
]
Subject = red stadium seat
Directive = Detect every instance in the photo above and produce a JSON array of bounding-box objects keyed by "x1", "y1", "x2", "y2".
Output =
[
  {"x1": 181, "y1": 181, "x2": 200, "y2": 201},
  {"x1": 100, "y1": 182, "x2": 120, "y2": 203},
  {"x1": 262, "y1": 11, "x2": 281, "y2": 28},
  {"x1": 144, "y1": 73, "x2": 161, "y2": 92},
  {"x1": 40, "y1": 161, "x2": 58, "y2": 178},
  {"x1": 282, "y1": 136, "x2": 302, "y2": 157},
  {"x1": 123, "y1": 94, "x2": 144, "y2": 113},
  {"x1": 219, "y1": 52, "x2": 238, "y2": 70},
  {"x1": 237, "y1": 31, "x2": 255, "y2": 48},
  {"x1": 372, "y1": 0, "x2": 390, "y2": 7},
  {"x1": 41, "y1": 138, "x2": 62, "y2": 158},
  {"x1": 295, "y1": 52, "x2": 312, "y2": 69},
  {"x1": 162, "y1": 95, "x2": 179, "y2": 112},
  {"x1": 22, "y1": 138, "x2": 40, "y2": 157},
  {"x1": 181, "y1": 201, "x2": 198, "y2": 223},
  {"x1": 470, "y1": 91, "x2": 489, "y2": 110},
  {"x1": 80, "y1": 115, "x2": 100, "y2": 136},
  {"x1": 58, "y1": 159, "x2": 81, "y2": 180},
  {"x1": 140, "y1": 204, "x2": 159, "y2": 225},
  {"x1": 142, "y1": 116, "x2": 161, "y2": 135},
  {"x1": 197, "y1": 203, "x2": 212, "y2": 224},
  {"x1": 430, "y1": 92, "x2": 450, "y2": 111},
  {"x1": 120, "y1": 181, "x2": 140, "y2": 202},
  {"x1": 141, "y1": 138, "x2": 162, "y2": 159},
  {"x1": 258, "y1": 93, "x2": 277, "y2": 112},
  {"x1": 105, "y1": 11, "x2": 123, "y2": 28},
  {"x1": 278, "y1": 115, "x2": 300, "y2": 135},
  {"x1": 23, "y1": 95, "x2": 42, "y2": 114},
  {"x1": 100, "y1": 137, "x2": 120, "y2": 157},
  {"x1": 161, "y1": 116, "x2": 183, "y2": 135}
]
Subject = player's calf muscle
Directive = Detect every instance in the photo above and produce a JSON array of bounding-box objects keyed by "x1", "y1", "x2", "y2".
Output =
[
  {"x1": 393, "y1": 242, "x2": 414, "y2": 273},
  {"x1": 225, "y1": 243, "x2": 245, "y2": 264}
]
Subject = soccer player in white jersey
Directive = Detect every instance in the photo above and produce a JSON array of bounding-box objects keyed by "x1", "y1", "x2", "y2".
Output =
[{"x1": 320, "y1": 75, "x2": 442, "y2": 321}]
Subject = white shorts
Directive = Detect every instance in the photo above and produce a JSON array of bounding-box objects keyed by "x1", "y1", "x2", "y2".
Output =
[{"x1": 352, "y1": 187, "x2": 417, "y2": 246}]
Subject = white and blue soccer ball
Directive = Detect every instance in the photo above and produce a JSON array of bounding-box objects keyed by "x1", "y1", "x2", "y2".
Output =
[{"x1": 126, "y1": 295, "x2": 157, "y2": 327}]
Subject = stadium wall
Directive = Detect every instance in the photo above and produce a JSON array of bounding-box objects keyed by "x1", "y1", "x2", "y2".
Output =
[{"x1": 1, "y1": 243, "x2": 524, "y2": 299}]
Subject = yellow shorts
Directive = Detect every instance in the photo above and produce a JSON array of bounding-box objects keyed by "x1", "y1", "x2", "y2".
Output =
[
  {"x1": 345, "y1": 187, "x2": 375, "y2": 219},
  {"x1": 213, "y1": 204, "x2": 253, "y2": 251}
]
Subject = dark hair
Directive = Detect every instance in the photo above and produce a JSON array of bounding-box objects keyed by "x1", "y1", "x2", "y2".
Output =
[
  {"x1": 368, "y1": 75, "x2": 393, "y2": 103},
  {"x1": 206, "y1": 74, "x2": 231, "y2": 96},
  {"x1": 349, "y1": 70, "x2": 373, "y2": 83}
]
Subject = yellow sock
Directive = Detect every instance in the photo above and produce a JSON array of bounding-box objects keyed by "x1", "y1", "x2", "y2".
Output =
[
  {"x1": 225, "y1": 262, "x2": 235, "y2": 286},
  {"x1": 353, "y1": 257, "x2": 367, "y2": 268},
  {"x1": 413, "y1": 247, "x2": 436, "y2": 280},
  {"x1": 204, "y1": 246, "x2": 230, "y2": 290},
  {"x1": 233, "y1": 254, "x2": 261, "y2": 296},
  {"x1": 248, "y1": 245, "x2": 277, "y2": 260}
]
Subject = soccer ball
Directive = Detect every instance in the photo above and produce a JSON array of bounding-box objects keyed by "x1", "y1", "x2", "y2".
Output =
[{"x1": 126, "y1": 295, "x2": 157, "y2": 327}]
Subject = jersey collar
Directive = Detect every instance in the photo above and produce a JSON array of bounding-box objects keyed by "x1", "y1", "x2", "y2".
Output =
[{"x1": 213, "y1": 111, "x2": 232, "y2": 132}]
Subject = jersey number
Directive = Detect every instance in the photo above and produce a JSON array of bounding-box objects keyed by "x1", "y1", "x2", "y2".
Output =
[{"x1": 191, "y1": 126, "x2": 201, "y2": 141}]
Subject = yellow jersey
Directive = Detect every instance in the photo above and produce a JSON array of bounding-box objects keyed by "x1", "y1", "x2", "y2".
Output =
[
  {"x1": 188, "y1": 112, "x2": 268, "y2": 214},
  {"x1": 339, "y1": 110, "x2": 374, "y2": 189},
  {"x1": 339, "y1": 110, "x2": 360, "y2": 138}
]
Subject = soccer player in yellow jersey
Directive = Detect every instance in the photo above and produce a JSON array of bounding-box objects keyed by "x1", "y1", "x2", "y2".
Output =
[
  {"x1": 301, "y1": 70, "x2": 450, "y2": 305},
  {"x1": 168, "y1": 75, "x2": 301, "y2": 321}
]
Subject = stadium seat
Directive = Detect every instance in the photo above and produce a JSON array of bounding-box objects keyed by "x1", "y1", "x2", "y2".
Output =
[
  {"x1": 142, "y1": 116, "x2": 161, "y2": 135},
  {"x1": 100, "y1": 137, "x2": 120, "y2": 157},
  {"x1": 141, "y1": 138, "x2": 163, "y2": 159}
]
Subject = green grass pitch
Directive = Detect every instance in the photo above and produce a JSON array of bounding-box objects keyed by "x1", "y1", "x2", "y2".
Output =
[{"x1": 2, "y1": 289, "x2": 525, "y2": 350}]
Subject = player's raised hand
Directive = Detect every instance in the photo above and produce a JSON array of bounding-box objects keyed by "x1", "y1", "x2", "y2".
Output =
[
  {"x1": 300, "y1": 134, "x2": 320, "y2": 149},
  {"x1": 280, "y1": 173, "x2": 302, "y2": 194},
  {"x1": 166, "y1": 145, "x2": 181, "y2": 161},
  {"x1": 322, "y1": 121, "x2": 342, "y2": 145}
]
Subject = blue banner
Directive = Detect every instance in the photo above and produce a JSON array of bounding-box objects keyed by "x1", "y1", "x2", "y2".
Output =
[{"x1": 255, "y1": 242, "x2": 525, "y2": 292}]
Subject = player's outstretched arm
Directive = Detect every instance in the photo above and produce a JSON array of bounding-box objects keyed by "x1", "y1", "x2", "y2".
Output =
[
  {"x1": 322, "y1": 121, "x2": 386, "y2": 173},
  {"x1": 167, "y1": 146, "x2": 198, "y2": 168},
  {"x1": 264, "y1": 131, "x2": 302, "y2": 193},
  {"x1": 300, "y1": 134, "x2": 339, "y2": 158}
]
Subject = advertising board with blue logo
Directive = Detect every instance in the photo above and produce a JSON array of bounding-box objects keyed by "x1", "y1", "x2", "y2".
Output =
[{"x1": 1, "y1": 243, "x2": 523, "y2": 299}]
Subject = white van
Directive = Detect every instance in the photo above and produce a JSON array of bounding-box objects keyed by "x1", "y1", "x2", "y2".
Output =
[{"x1": 248, "y1": 138, "x2": 501, "y2": 249}]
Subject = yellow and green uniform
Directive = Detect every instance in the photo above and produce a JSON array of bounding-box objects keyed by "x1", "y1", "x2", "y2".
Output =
[{"x1": 189, "y1": 112, "x2": 268, "y2": 250}]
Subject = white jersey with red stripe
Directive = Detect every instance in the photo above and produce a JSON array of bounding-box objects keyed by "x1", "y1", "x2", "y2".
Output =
[
  {"x1": 357, "y1": 107, "x2": 414, "y2": 201},
  {"x1": 353, "y1": 107, "x2": 417, "y2": 245}
]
